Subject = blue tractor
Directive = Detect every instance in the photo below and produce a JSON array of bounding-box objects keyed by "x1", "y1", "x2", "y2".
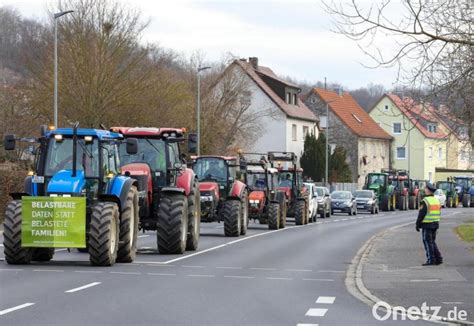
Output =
[
  {"x1": 3, "y1": 124, "x2": 139, "y2": 266},
  {"x1": 454, "y1": 176, "x2": 474, "y2": 207}
]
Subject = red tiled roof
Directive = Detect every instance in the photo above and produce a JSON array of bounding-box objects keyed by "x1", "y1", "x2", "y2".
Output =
[
  {"x1": 386, "y1": 94, "x2": 447, "y2": 139},
  {"x1": 234, "y1": 60, "x2": 318, "y2": 122},
  {"x1": 311, "y1": 88, "x2": 392, "y2": 140}
]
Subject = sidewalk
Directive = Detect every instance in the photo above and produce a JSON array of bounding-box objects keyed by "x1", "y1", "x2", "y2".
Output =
[{"x1": 361, "y1": 209, "x2": 474, "y2": 323}]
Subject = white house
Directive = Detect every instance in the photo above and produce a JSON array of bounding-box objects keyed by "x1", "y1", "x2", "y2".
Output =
[{"x1": 226, "y1": 57, "x2": 318, "y2": 165}]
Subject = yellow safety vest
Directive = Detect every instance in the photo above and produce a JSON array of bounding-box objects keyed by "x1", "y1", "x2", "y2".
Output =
[{"x1": 422, "y1": 196, "x2": 441, "y2": 223}]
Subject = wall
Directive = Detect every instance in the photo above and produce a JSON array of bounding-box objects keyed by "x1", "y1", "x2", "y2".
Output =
[
  {"x1": 286, "y1": 117, "x2": 317, "y2": 167},
  {"x1": 423, "y1": 138, "x2": 447, "y2": 182},
  {"x1": 357, "y1": 138, "x2": 390, "y2": 187}
]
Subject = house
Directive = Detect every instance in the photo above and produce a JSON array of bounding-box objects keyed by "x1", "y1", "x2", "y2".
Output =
[
  {"x1": 224, "y1": 57, "x2": 318, "y2": 165},
  {"x1": 369, "y1": 94, "x2": 448, "y2": 182},
  {"x1": 304, "y1": 88, "x2": 392, "y2": 187}
]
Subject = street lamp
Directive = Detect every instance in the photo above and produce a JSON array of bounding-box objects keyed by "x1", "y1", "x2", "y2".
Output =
[
  {"x1": 323, "y1": 100, "x2": 337, "y2": 187},
  {"x1": 53, "y1": 9, "x2": 74, "y2": 128},
  {"x1": 196, "y1": 66, "x2": 211, "y2": 155}
]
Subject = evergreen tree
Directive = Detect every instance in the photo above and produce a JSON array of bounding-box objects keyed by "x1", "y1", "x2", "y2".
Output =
[
  {"x1": 329, "y1": 146, "x2": 352, "y2": 183},
  {"x1": 300, "y1": 133, "x2": 326, "y2": 182}
]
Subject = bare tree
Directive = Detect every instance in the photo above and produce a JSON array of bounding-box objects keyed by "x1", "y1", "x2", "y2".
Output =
[{"x1": 323, "y1": 0, "x2": 473, "y2": 149}]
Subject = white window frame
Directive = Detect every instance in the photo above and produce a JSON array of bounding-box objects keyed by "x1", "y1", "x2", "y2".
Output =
[
  {"x1": 438, "y1": 147, "x2": 442, "y2": 160},
  {"x1": 286, "y1": 92, "x2": 291, "y2": 104},
  {"x1": 302, "y1": 126, "x2": 309, "y2": 138},
  {"x1": 393, "y1": 122, "x2": 402, "y2": 134},
  {"x1": 396, "y1": 146, "x2": 406, "y2": 159},
  {"x1": 384, "y1": 104, "x2": 389, "y2": 112},
  {"x1": 292, "y1": 124, "x2": 297, "y2": 141},
  {"x1": 428, "y1": 146, "x2": 433, "y2": 158}
]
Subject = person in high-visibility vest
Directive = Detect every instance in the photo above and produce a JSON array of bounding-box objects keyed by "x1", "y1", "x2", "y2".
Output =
[{"x1": 416, "y1": 182, "x2": 443, "y2": 266}]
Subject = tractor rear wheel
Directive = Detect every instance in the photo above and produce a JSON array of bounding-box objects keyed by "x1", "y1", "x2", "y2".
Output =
[
  {"x1": 409, "y1": 196, "x2": 416, "y2": 210},
  {"x1": 267, "y1": 203, "x2": 280, "y2": 230},
  {"x1": 32, "y1": 248, "x2": 55, "y2": 262},
  {"x1": 157, "y1": 193, "x2": 188, "y2": 254},
  {"x1": 89, "y1": 202, "x2": 119, "y2": 266},
  {"x1": 3, "y1": 200, "x2": 32, "y2": 265},
  {"x1": 279, "y1": 202, "x2": 287, "y2": 229},
  {"x1": 470, "y1": 195, "x2": 474, "y2": 207},
  {"x1": 381, "y1": 196, "x2": 389, "y2": 211},
  {"x1": 295, "y1": 200, "x2": 305, "y2": 225},
  {"x1": 446, "y1": 197, "x2": 452, "y2": 208},
  {"x1": 223, "y1": 200, "x2": 241, "y2": 237},
  {"x1": 240, "y1": 191, "x2": 249, "y2": 235},
  {"x1": 186, "y1": 182, "x2": 201, "y2": 251},
  {"x1": 462, "y1": 195, "x2": 470, "y2": 207},
  {"x1": 117, "y1": 186, "x2": 139, "y2": 263}
]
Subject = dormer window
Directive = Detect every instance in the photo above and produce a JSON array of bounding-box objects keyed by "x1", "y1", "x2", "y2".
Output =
[
  {"x1": 428, "y1": 124, "x2": 437, "y2": 133},
  {"x1": 293, "y1": 94, "x2": 297, "y2": 105},
  {"x1": 286, "y1": 92, "x2": 291, "y2": 104}
]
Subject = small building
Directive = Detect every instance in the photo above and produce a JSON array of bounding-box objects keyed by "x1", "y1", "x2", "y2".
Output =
[{"x1": 304, "y1": 88, "x2": 392, "y2": 187}]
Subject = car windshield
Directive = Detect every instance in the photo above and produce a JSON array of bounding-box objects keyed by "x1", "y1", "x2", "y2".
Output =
[
  {"x1": 354, "y1": 191, "x2": 372, "y2": 198},
  {"x1": 119, "y1": 138, "x2": 166, "y2": 172},
  {"x1": 44, "y1": 137, "x2": 99, "y2": 178},
  {"x1": 193, "y1": 158, "x2": 227, "y2": 182},
  {"x1": 331, "y1": 192, "x2": 351, "y2": 199}
]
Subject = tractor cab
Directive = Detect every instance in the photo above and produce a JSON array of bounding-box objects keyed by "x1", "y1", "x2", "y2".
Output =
[
  {"x1": 192, "y1": 156, "x2": 239, "y2": 200},
  {"x1": 454, "y1": 176, "x2": 473, "y2": 207},
  {"x1": 364, "y1": 172, "x2": 396, "y2": 211},
  {"x1": 436, "y1": 179, "x2": 459, "y2": 208}
]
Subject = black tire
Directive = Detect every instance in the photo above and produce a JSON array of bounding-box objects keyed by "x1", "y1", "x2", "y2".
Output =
[
  {"x1": 462, "y1": 195, "x2": 470, "y2": 207},
  {"x1": 381, "y1": 195, "x2": 389, "y2": 211},
  {"x1": 240, "y1": 191, "x2": 249, "y2": 235},
  {"x1": 78, "y1": 247, "x2": 89, "y2": 253},
  {"x1": 409, "y1": 196, "x2": 415, "y2": 210},
  {"x1": 295, "y1": 200, "x2": 305, "y2": 225},
  {"x1": 416, "y1": 195, "x2": 421, "y2": 209},
  {"x1": 32, "y1": 248, "x2": 55, "y2": 262},
  {"x1": 326, "y1": 207, "x2": 331, "y2": 218},
  {"x1": 157, "y1": 193, "x2": 188, "y2": 254},
  {"x1": 89, "y1": 202, "x2": 119, "y2": 266},
  {"x1": 117, "y1": 186, "x2": 139, "y2": 263},
  {"x1": 279, "y1": 201, "x2": 287, "y2": 229},
  {"x1": 470, "y1": 195, "x2": 474, "y2": 207},
  {"x1": 186, "y1": 181, "x2": 201, "y2": 251},
  {"x1": 3, "y1": 200, "x2": 32, "y2": 265},
  {"x1": 447, "y1": 196, "x2": 452, "y2": 208},
  {"x1": 371, "y1": 205, "x2": 375, "y2": 214},
  {"x1": 348, "y1": 209, "x2": 352, "y2": 216},
  {"x1": 223, "y1": 200, "x2": 241, "y2": 237},
  {"x1": 267, "y1": 203, "x2": 280, "y2": 230},
  {"x1": 320, "y1": 210, "x2": 325, "y2": 219}
]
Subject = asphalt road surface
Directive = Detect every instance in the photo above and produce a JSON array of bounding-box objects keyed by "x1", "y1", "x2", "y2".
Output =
[{"x1": 1, "y1": 209, "x2": 460, "y2": 326}]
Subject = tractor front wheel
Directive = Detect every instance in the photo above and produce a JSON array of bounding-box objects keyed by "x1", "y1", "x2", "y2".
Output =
[
  {"x1": 117, "y1": 186, "x2": 139, "y2": 263},
  {"x1": 462, "y1": 195, "x2": 470, "y2": 207},
  {"x1": 223, "y1": 200, "x2": 241, "y2": 237},
  {"x1": 157, "y1": 193, "x2": 188, "y2": 254},
  {"x1": 295, "y1": 200, "x2": 305, "y2": 225},
  {"x1": 89, "y1": 202, "x2": 120, "y2": 266},
  {"x1": 268, "y1": 203, "x2": 280, "y2": 230},
  {"x1": 32, "y1": 248, "x2": 55, "y2": 262},
  {"x1": 186, "y1": 182, "x2": 201, "y2": 251},
  {"x1": 279, "y1": 202, "x2": 287, "y2": 229},
  {"x1": 381, "y1": 196, "x2": 389, "y2": 211},
  {"x1": 240, "y1": 191, "x2": 249, "y2": 235},
  {"x1": 3, "y1": 200, "x2": 32, "y2": 265}
]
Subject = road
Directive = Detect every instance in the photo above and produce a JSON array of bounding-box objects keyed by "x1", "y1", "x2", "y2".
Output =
[{"x1": 0, "y1": 209, "x2": 460, "y2": 325}]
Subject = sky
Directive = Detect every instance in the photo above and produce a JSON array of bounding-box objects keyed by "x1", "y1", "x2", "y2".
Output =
[{"x1": 0, "y1": 0, "x2": 401, "y2": 90}]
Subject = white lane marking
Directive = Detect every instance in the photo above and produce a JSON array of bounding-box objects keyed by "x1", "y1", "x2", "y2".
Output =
[
  {"x1": 188, "y1": 274, "x2": 215, "y2": 278},
  {"x1": 214, "y1": 226, "x2": 224, "y2": 229},
  {"x1": 0, "y1": 303, "x2": 35, "y2": 316},
  {"x1": 285, "y1": 269, "x2": 312, "y2": 272},
  {"x1": 160, "y1": 244, "x2": 227, "y2": 264},
  {"x1": 138, "y1": 235, "x2": 150, "y2": 238},
  {"x1": 0, "y1": 268, "x2": 23, "y2": 272},
  {"x1": 297, "y1": 324, "x2": 319, "y2": 326},
  {"x1": 316, "y1": 296, "x2": 336, "y2": 304},
  {"x1": 409, "y1": 279, "x2": 439, "y2": 282},
  {"x1": 303, "y1": 278, "x2": 334, "y2": 282},
  {"x1": 0, "y1": 244, "x2": 3, "y2": 247},
  {"x1": 110, "y1": 271, "x2": 141, "y2": 275},
  {"x1": 216, "y1": 266, "x2": 243, "y2": 270},
  {"x1": 74, "y1": 270, "x2": 103, "y2": 274},
  {"x1": 250, "y1": 267, "x2": 276, "y2": 271},
  {"x1": 224, "y1": 275, "x2": 255, "y2": 279},
  {"x1": 182, "y1": 265, "x2": 205, "y2": 268},
  {"x1": 55, "y1": 248, "x2": 67, "y2": 252},
  {"x1": 315, "y1": 222, "x2": 323, "y2": 224},
  {"x1": 266, "y1": 277, "x2": 293, "y2": 281},
  {"x1": 139, "y1": 247, "x2": 155, "y2": 250},
  {"x1": 147, "y1": 273, "x2": 176, "y2": 276},
  {"x1": 133, "y1": 261, "x2": 173, "y2": 266},
  {"x1": 442, "y1": 302, "x2": 463, "y2": 304},
  {"x1": 65, "y1": 282, "x2": 101, "y2": 293},
  {"x1": 341, "y1": 219, "x2": 348, "y2": 221},
  {"x1": 318, "y1": 270, "x2": 345, "y2": 273},
  {"x1": 305, "y1": 308, "x2": 328, "y2": 317},
  {"x1": 32, "y1": 269, "x2": 64, "y2": 272}
]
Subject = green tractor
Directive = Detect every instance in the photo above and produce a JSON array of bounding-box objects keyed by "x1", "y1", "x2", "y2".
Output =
[
  {"x1": 364, "y1": 173, "x2": 396, "y2": 211},
  {"x1": 436, "y1": 179, "x2": 459, "y2": 208}
]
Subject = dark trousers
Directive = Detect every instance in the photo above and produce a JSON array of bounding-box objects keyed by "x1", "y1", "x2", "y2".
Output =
[{"x1": 422, "y1": 228, "x2": 442, "y2": 263}]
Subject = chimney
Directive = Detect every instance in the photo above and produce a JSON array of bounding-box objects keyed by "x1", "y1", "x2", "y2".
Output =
[{"x1": 249, "y1": 57, "x2": 258, "y2": 69}]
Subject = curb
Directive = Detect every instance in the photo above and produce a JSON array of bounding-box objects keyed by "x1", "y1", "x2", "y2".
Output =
[{"x1": 346, "y1": 220, "x2": 474, "y2": 326}]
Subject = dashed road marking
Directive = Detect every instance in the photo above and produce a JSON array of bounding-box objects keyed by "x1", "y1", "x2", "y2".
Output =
[
  {"x1": 302, "y1": 278, "x2": 334, "y2": 282},
  {"x1": 147, "y1": 273, "x2": 176, "y2": 276},
  {"x1": 65, "y1": 282, "x2": 101, "y2": 293},
  {"x1": 182, "y1": 265, "x2": 205, "y2": 268},
  {"x1": 305, "y1": 308, "x2": 328, "y2": 317},
  {"x1": 296, "y1": 324, "x2": 319, "y2": 326},
  {"x1": 285, "y1": 269, "x2": 312, "y2": 272},
  {"x1": 110, "y1": 271, "x2": 141, "y2": 275},
  {"x1": 216, "y1": 266, "x2": 243, "y2": 270},
  {"x1": 316, "y1": 296, "x2": 336, "y2": 304},
  {"x1": 250, "y1": 267, "x2": 276, "y2": 271},
  {"x1": 138, "y1": 235, "x2": 150, "y2": 238},
  {"x1": 188, "y1": 274, "x2": 215, "y2": 278},
  {"x1": 318, "y1": 270, "x2": 345, "y2": 273},
  {"x1": 0, "y1": 303, "x2": 35, "y2": 316},
  {"x1": 32, "y1": 269, "x2": 64, "y2": 272},
  {"x1": 224, "y1": 275, "x2": 255, "y2": 279},
  {"x1": 409, "y1": 279, "x2": 439, "y2": 282},
  {"x1": 266, "y1": 277, "x2": 293, "y2": 281},
  {"x1": 55, "y1": 248, "x2": 67, "y2": 252},
  {"x1": 73, "y1": 270, "x2": 103, "y2": 274},
  {"x1": 0, "y1": 268, "x2": 23, "y2": 272}
]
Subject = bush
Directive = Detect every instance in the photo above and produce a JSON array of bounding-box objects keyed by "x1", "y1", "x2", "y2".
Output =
[{"x1": 0, "y1": 168, "x2": 27, "y2": 223}]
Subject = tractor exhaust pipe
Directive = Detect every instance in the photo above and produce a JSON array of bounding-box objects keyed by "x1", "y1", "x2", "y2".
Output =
[{"x1": 72, "y1": 122, "x2": 79, "y2": 177}]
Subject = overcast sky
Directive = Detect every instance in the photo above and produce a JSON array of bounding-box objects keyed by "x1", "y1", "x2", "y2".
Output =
[{"x1": 1, "y1": 0, "x2": 400, "y2": 90}]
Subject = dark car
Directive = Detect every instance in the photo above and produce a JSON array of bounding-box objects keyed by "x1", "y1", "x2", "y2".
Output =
[
  {"x1": 354, "y1": 190, "x2": 379, "y2": 214},
  {"x1": 315, "y1": 186, "x2": 331, "y2": 218},
  {"x1": 331, "y1": 191, "x2": 357, "y2": 216}
]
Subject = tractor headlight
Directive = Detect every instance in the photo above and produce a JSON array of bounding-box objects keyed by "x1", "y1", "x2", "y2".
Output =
[
  {"x1": 54, "y1": 134, "x2": 63, "y2": 141},
  {"x1": 200, "y1": 195, "x2": 213, "y2": 202},
  {"x1": 84, "y1": 136, "x2": 93, "y2": 142}
]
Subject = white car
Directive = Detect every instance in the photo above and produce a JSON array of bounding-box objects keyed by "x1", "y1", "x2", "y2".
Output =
[
  {"x1": 304, "y1": 182, "x2": 319, "y2": 222},
  {"x1": 434, "y1": 189, "x2": 447, "y2": 208}
]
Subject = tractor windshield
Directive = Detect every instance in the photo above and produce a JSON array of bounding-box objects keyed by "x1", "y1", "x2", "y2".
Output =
[
  {"x1": 368, "y1": 174, "x2": 385, "y2": 186},
  {"x1": 247, "y1": 172, "x2": 267, "y2": 190},
  {"x1": 119, "y1": 138, "x2": 166, "y2": 172},
  {"x1": 437, "y1": 182, "x2": 451, "y2": 192},
  {"x1": 44, "y1": 137, "x2": 99, "y2": 178},
  {"x1": 278, "y1": 172, "x2": 293, "y2": 188},
  {"x1": 455, "y1": 178, "x2": 470, "y2": 188},
  {"x1": 193, "y1": 158, "x2": 227, "y2": 183}
]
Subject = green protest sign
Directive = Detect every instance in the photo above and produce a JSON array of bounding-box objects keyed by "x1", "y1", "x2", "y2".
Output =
[{"x1": 21, "y1": 196, "x2": 86, "y2": 248}]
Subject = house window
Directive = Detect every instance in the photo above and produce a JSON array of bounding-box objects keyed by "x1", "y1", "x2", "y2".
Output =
[
  {"x1": 286, "y1": 92, "x2": 291, "y2": 104},
  {"x1": 438, "y1": 147, "x2": 442, "y2": 160},
  {"x1": 396, "y1": 147, "x2": 406, "y2": 159},
  {"x1": 393, "y1": 123, "x2": 402, "y2": 134},
  {"x1": 428, "y1": 147, "x2": 433, "y2": 158},
  {"x1": 293, "y1": 94, "x2": 297, "y2": 105},
  {"x1": 303, "y1": 126, "x2": 309, "y2": 138},
  {"x1": 292, "y1": 124, "x2": 297, "y2": 141},
  {"x1": 384, "y1": 105, "x2": 389, "y2": 112},
  {"x1": 428, "y1": 124, "x2": 437, "y2": 133},
  {"x1": 310, "y1": 97, "x2": 316, "y2": 104}
]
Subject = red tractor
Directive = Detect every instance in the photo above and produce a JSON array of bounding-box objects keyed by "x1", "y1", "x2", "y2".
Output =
[
  {"x1": 408, "y1": 179, "x2": 422, "y2": 209},
  {"x1": 382, "y1": 169, "x2": 410, "y2": 210},
  {"x1": 268, "y1": 152, "x2": 309, "y2": 225},
  {"x1": 190, "y1": 155, "x2": 249, "y2": 237},
  {"x1": 241, "y1": 153, "x2": 287, "y2": 230},
  {"x1": 112, "y1": 127, "x2": 201, "y2": 254}
]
